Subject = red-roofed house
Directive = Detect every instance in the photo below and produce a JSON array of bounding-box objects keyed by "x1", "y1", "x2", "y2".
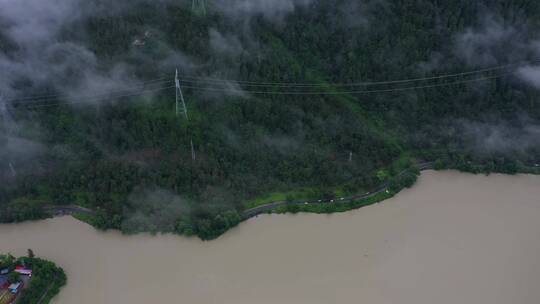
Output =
[{"x1": 14, "y1": 266, "x2": 32, "y2": 276}]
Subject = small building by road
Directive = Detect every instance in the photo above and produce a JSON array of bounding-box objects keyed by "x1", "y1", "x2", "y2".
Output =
[{"x1": 14, "y1": 266, "x2": 32, "y2": 276}]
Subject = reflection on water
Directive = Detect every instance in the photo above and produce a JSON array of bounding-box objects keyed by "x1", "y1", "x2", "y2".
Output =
[{"x1": 1, "y1": 171, "x2": 540, "y2": 304}]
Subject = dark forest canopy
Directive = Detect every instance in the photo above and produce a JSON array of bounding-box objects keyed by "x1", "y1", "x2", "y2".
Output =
[{"x1": 1, "y1": 0, "x2": 540, "y2": 239}]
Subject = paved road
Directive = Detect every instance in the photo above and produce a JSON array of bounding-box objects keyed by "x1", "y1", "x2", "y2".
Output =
[
  {"x1": 43, "y1": 205, "x2": 96, "y2": 217},
  {"x1": 242, "y1": 162, "x2": 434, "y2": 218},
  {"x1": 42, "y1": 163, "x2": 434, "y2": 220}
]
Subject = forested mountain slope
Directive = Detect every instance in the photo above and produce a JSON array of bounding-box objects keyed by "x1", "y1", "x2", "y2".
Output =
[{"x1": 1, "y1": 0, "x2": 540, "y2": 239}]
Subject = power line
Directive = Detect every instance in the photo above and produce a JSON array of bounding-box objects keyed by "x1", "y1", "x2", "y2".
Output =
[
  {"x1": 7, "y1": 59, "x2": 526, "y2": 110},
  {"x1": 20, "y1": 72, "x2": 508, "y2": 111},
  {"x1": 175, "y1": 59, "x2": 536, "y2": 87},
  {"x1": 177, "y1": 73, "x2": 509, "y2": 95},
  {"x1": 10, "y1": 81, "x2": 174, "y2": 107},
  {"x1": 10, "y1": 80, "x2": 173, "y2": 105},
  {"x1": 22, "y1": 85, "x2": 175, "y2": 110},
  {"x1": 10, "y1": 77, "x2": 172, "y2": 102},
  {"x1": 7, "y1": 78, "x2": 173, "y2": 105}
]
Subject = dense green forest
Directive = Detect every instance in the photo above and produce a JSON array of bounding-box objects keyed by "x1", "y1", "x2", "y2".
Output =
[{"x1": 1, "y1": 0, "x2": 540, "y2": 239}]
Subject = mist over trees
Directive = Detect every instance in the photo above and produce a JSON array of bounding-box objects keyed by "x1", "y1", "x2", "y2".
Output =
[{"x1": 1, "y1": 0, "x2": 540, "y2": 238}]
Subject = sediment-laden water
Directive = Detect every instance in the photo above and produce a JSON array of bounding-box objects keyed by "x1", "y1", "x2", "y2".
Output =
[{"x1": 1, "y1": 171, "x2": 540, "y2": 304}]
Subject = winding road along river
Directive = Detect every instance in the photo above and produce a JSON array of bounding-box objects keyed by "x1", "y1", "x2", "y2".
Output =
[{"x1": 1, "y1": 171, "x2": 540, "y2": 304}]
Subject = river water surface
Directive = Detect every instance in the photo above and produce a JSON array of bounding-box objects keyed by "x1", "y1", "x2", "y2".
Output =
[{"x1": 1, "y1": 171, "x2": 540, "y2": 304}]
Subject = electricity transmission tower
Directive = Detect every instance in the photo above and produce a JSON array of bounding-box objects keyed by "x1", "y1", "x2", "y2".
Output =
[
  {"x1": 9, "y1": 162, "x2": 16, "y2": 177},
  {"x1": 175, "y1": 69, "x2": 188, "y2": 120},
  {"x1": 175, "y1": 69, "x2": 196, "y2": 161},
  {"x1": 192, "y1": 0, "x2": 207, "y2": 16}
]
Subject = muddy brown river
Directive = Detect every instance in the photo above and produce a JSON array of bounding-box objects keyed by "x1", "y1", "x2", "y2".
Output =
[{"x1": 1, "y1": 171, "x2": 540, "y2": 304}]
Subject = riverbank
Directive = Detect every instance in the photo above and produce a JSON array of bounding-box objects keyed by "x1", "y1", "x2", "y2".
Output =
[
  {"x1": 243, "y1": 162, "x2": 431, "y2": 218},
  {"x1": 45, "y1": 161, "x2": 429, "y2": 238},
  {"x1": 41, "y1": 161, "x2": 540, "y2": 240},
  {"x1": 1, "y1": 171, "x2": 540, "y2": 304}
]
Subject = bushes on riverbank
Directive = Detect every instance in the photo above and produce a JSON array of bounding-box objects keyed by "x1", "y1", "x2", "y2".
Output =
[
  {"x1": 428, "y1": 151, "x2": 540, "y2": 176},
  {"x1": 278, "y1": 165, "x2": 421, "y2": 215},
  {"x1": 0, "y1": 200, "x2": 47, "y2": 224},
  {"x1": 76, "y1": 208, "x2": 242, "y2": 241}
]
